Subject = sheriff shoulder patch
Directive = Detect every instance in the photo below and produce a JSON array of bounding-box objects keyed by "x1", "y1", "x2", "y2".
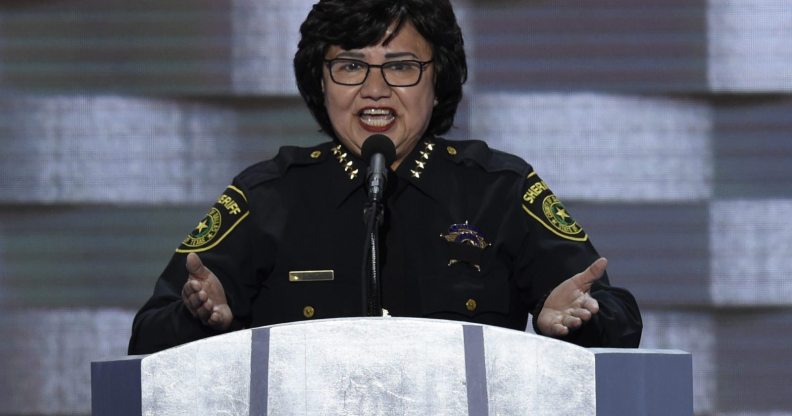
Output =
[
  {"x1": 176, "y1": 185, "x2": 250, "y2": 253},
  {"x1": 521, "y1": 172, "x2": 588, "y2": 242}
]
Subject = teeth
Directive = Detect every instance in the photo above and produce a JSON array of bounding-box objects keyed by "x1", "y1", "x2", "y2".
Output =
[
  {"x1": 360, "y1": 108, "x2": 395, "y2": 127},
  {"x1": 360, "y1": 114, "x2": 394, "y2": 127},
  {"x1": 362, "y1": 108, "x2": 393, "y2": 116}
]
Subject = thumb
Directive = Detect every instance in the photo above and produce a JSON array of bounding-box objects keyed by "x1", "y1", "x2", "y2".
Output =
[
  {"x1": 185, "y1": 252, "x2": 211, "y2": 280},
  {"x1": 572, "y1": 257, "x2": 608, "y2": 289}
]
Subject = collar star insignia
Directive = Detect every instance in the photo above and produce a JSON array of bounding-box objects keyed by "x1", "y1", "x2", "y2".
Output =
[
  {"x1": 331, "y1": 144, "x2": 359, "y2": 180},
  {"x1": 407, "y1": 141, "x2": 435, "y2": 180}
]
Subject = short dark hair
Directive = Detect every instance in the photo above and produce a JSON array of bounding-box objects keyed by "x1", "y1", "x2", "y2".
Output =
[{"x1": 294, "y1": 0, "x2": 467, "y2": 140}]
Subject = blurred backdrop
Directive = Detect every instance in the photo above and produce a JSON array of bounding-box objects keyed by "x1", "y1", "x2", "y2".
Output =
[{"x1": 1, "y1": 0, "x2": 791, "y2": 414}]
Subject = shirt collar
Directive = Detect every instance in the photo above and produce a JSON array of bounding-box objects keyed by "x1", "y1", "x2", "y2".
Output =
[
  {"x1": 329, "y1": 136, "x2": 455, "y2": 207},
  {"x1": 394, "y1": 138, "x2": 438, "y2": 182},
  {"x1": 393, "y1": 136, "x2": 460, "y2": 203},
  {"x1": 319, "y1": 141, "x2": 364, "y2": 208}
]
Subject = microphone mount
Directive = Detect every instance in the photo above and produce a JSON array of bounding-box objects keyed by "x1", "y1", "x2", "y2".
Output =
[{"x1": 359, "y1": 135, "x2": 396, "y2": 317}]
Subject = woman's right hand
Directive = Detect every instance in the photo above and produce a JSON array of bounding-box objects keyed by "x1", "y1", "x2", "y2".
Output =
[{"x1": 181, "y1": 252, "x2": 234, "y2": 330}]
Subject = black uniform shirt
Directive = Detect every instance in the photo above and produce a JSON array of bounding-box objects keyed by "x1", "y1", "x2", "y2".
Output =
[{"x1": 128, "y1": 137, "x2": 642, "y2": 354}]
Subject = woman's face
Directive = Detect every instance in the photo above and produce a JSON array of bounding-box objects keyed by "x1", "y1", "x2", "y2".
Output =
[{"x1": 323, "y1": 21, "x2": 436, "y2": 169}]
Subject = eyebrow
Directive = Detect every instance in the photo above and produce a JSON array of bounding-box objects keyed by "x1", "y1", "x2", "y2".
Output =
[
  {"x1": 384, "y1": 52, "x2": 420, "y2": 59},
  {"x1": 332, "y1": 51, "x2": 421, "y2": 60},
  {"x1": 334, "y1": 51, "x2": 365, "y2": 59}
]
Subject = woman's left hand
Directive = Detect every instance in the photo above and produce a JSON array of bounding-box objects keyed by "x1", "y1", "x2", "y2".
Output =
[{"x1": 536, "y1": 257, "x2": 606, "y2": 337}]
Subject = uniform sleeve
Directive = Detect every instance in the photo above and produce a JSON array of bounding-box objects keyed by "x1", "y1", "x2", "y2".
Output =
[
  {"x1": 514, "y1": 169, "x2": 642, "y2": 348},
  {"x1": 128, "y1": 181, "x2": 259, "y2": 355}
]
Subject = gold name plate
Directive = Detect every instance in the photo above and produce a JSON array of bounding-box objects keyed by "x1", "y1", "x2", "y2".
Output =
[{"x1": 289, "y1": 270, "x2": 335, "y2": 282}]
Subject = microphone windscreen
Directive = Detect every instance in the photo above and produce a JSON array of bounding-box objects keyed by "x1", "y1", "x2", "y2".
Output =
[{"x1": 361, "y1": 134, "x2": 396, "y2": 165}]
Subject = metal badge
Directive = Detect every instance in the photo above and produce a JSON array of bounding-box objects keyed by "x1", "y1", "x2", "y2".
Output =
[
  {"x1": 289, "y1": 270, "x2": 335, "y2": 282},
  {"x1": 440, "y1": 222, "x2": 491, "y2": 271}
]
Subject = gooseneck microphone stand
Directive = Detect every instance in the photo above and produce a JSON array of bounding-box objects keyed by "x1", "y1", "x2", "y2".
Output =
[
  {"x1": 360, "y1": 134, "x2": 395, "y2": 317},
  {"x1": 362, "y1": 199, "x2": 384, "y2": 316}
]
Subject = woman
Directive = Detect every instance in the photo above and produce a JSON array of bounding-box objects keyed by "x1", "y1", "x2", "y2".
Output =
[{"x1": 128, "y1": 0, "x2": 641, "y2": 354}]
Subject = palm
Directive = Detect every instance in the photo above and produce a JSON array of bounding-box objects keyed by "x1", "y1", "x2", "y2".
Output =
[
  {"x1": 181, "y1": 253, "x2": 234, "y2": 330},
  {"x1": 536, "y1": 258, "x2": 606, "y2": 337}
]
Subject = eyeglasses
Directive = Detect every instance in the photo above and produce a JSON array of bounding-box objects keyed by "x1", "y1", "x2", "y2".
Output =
[{"x1": 324, "y1": 58, "x2": 433, "y2": 87}]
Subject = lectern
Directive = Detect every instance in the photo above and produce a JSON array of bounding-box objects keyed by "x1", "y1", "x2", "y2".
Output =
[{"x1": 92, "y1": 317, "x2": 692, "y2": 415}]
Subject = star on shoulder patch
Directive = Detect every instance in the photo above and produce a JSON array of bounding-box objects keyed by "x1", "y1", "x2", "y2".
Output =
[
  {"x1": 521, "y1": 172, "x2": 588, "y2": 242},
  {"x1": 176, "y1": 185, "x2": 250, "y2": 253}
]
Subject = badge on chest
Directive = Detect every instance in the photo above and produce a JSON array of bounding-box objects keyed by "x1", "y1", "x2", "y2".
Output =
[{"x1": 440, "y1": 222, "x2": 491, "y2": 271}]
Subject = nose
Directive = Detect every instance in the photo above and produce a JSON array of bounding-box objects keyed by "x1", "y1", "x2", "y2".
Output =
[{"x1": 359, "y1": 67, "x2": 392, "y2": 100}]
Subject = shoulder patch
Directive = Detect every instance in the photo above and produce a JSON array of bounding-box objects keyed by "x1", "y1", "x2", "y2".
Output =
[
  {"x1": 176, "y1": 185, "x2": 250, "y2": 253},
  {"x1": 521, "y1": 172, "x2": 588, "y2": 242}
]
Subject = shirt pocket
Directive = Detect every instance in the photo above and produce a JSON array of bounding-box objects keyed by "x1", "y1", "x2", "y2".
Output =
[
  {"x1": 251, "y1": 272, "x2": 361, "y2": 326},
  {"x1": 419, "y1": 265, "x2": 510, "y2": 319}
]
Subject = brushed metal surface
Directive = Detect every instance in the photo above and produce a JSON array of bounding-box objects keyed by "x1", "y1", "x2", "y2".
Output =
[
  {"x1": 90, "y1": 318, "x2": 694, "y2": 415},
  {"x1": 141, "y1": 330, "x2": 252, "y2": 416},
  {"x1": 266, "y1": 318, "x2": 469, "y2": 416},
  {"x1": 482, "y1": 325, "x2": 595, "y2": 415}
]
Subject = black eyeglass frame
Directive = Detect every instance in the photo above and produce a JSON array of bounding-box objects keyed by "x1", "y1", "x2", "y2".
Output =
[{"x1": 323, "y1": 58, "x2": 434, "y2": 87}]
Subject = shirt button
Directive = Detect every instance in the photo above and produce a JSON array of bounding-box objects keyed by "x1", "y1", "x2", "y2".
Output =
[
  {"x1": 310, "y1": 150, "x2": 322, "y2": 159},
  {"x1": 446, "y1": 146, "x2": 458, "y2": 156},
  {"x1": 465, "y1": 299, "x2": 477, "y2": 312},
  {"x1": 303, "y1": 306, "x2": 315, "y2": 318}
]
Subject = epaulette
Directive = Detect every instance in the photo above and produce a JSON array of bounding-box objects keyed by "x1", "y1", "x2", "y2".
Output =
[
  {"x1": 235, "y1": 142, "x2": 330, "y2": 189},
  {"x1": 438, "y1": 138, "x2": 530, "y2": 176},
  {"x1": 175, "y1": 143, "x2": 329, "y2": 253}
]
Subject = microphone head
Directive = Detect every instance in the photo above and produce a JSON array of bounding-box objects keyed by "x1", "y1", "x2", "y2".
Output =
[{"x1": 361, "y1": 134, "x2": 396, "y2": 166}]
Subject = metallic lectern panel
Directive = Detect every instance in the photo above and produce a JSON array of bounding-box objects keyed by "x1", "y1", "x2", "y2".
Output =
[
  {"x1": 89, "y1": 318, "x2": 691, "y2": 415},
  {"x1": 266, "y1": 318, "x2": 469, "y2": 415},
  {"x1": 483, "y1": 325, "x2": 595, "y2": 415},
  {"x1": 140, "y1": 330, "x2": 252, "y2": 416}
]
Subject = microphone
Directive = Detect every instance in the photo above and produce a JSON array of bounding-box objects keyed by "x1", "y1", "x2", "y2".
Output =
[
  {"x1": 361, "y1": 134, "x2": 396, "y2": 203},
  {"x1": 360, "y1": 135, "x2": 396, "y2": 317}
]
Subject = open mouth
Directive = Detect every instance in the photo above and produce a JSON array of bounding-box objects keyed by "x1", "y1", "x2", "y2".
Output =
[{"x1": 359, "y1": 108, "x2": 396, "y2": 131}]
